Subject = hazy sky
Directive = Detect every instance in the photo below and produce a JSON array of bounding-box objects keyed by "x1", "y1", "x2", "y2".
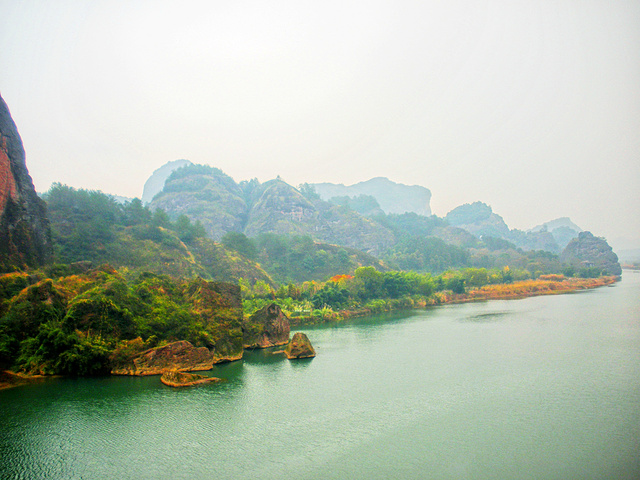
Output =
[{"x1": 1, "y1": 0, "x2": 638, "y2": 247}]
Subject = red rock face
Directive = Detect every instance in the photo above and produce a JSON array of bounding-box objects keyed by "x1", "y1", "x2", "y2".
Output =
[
  {"x1": 111, "y1": 340, "x2": 215, "y2": 376},
  {"x1": 0, "y1": 136, "x2": 18, "y2": 213},
  {"x1": 243, "y1": 303, "x2": 291, "y2": 349},
  {"x1": 0, "y1": 94, "x2": 52, "y2": 270}
]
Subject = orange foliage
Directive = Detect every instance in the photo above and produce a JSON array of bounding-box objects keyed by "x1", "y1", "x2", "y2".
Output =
[
  {"x1": 538, "y1": 274, "x2": 565, "y2": 281},
  {"x1": 455, "y1": 276, "x2": 617, "y2": 302},
  {"x1": 330, "y1": 274, "x2": 354, "y2": 283}
]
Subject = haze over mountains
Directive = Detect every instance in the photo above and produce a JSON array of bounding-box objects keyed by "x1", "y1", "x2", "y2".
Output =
[
  {"x1": 134, "y1": 160, "x2": 625, "y2": 277},
  {"x1": 142, "y1": 160, "x2": 585, "y2": 253},
  {"x1": 312, "y1": 178, "x2": 432, "y2": 217}
]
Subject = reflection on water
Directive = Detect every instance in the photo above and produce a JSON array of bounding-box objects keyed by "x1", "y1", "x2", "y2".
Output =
[
  {"x1": 1, "y1": 273, "x2": 639, "y2": 480},
  {"x1": 463, "y1": 311, "x2": 511, "y2": 322}
]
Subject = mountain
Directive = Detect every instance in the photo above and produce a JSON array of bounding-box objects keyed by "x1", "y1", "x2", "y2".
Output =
[
  {"x1": 0, "y1": 94, "x2": 52, "y2": 271},
  {"x1": 141, "y1": 159, "x2": 192, "y2": 204},
  {"x1": 560, "y1": 231, "x2": 621, "y2": 276},
  {"x1": 149, "y1": 164, "x2": 247, "y2": 240},
  {"x1": 43, "y1": 183, "x2": 273, "y2": 285},
  {"x1": 312, "y1": 177, "x2": 432, "y2": 216},
  {"x1": 149, "y1": 165, "x2": 395, "y2": 256},
  {"x1": 529, "y1": 217, "x2": 582, "y2": 250},
  {"x1": 445, "y1": 202, "x2": 511, "y2": 239},
  {"x1": 445, "y1": 202, "x2": 562, "y2": 252}
]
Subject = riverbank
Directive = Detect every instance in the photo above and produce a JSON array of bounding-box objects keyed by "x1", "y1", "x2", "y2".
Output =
[
  {"x1": 445, "y1": 275, "x2": 618, "y2": 303},
  {"x1": 289, "y1": 275, "x2": 619, "y2": 326},
  {"x1": 0, "y1": 370, "x2": 55, "y2": 390},
  {"x1": 2, "y1": 275, "x2": 619, "y2": 388}
]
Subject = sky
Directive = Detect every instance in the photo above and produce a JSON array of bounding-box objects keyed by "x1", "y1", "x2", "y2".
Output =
[{"x1": 1, "y1": 0, "x2": 639, "y2": 249}]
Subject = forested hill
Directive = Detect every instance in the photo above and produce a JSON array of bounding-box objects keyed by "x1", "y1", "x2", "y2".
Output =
[{"x1": 43, "y1": 183, "x2": 274, "y2": 285}]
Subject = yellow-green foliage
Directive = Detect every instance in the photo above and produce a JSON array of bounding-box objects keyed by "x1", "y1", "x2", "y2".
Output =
[{"x1": 0, "y1": 266, "x2": 242, "y2": 375}]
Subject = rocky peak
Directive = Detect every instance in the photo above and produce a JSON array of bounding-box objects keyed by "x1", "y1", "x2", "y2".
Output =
[
  {"x1": 0, "y1": 94, "x2": 52, "y2": 271},
  {"x1": 560, "y1": 231, "x2": 621, "y2": 276},
  {"x1": 141, "y1": 159, "x2": 192, "y2": 204},
  {"x1": 445, "y1": 202, "x2": 510, "y2": 239}
]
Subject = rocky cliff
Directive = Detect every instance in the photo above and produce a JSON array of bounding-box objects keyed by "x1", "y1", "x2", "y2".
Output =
[
  {"x1": 560, "y1": 231, "x2": 621, "y2": 276},
  {"x1": 111, "y1": 340, "x2": 215, "y2": 375},
  {"x1": 141, "y1": 159, "x2": 192, "y2": 204},
  {"x1": 0, "y1": 94, "x2": 52, "y2": 271},
  {"x1": 243, "y1": 303, "x2": 290, "y2": 349},
  {"x1": 148, "y1": 164, "x2": 395, "y2": 256}
]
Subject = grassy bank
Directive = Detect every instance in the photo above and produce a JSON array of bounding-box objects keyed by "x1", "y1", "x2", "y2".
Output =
[{"x1": 287, "y1": 275, "x2": 618, "y2": 326}]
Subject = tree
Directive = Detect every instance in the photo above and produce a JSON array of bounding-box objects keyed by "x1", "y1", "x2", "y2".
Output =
[{"x1": 221, "y1": 232, "x2": 257, "y2": 260}]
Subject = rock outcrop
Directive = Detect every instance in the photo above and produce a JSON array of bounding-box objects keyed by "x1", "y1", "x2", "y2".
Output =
[
  {"x1": 0, "y1": 94, "x2": 52, "y2": 271},
  {"x1": 141, "y1": 159, "x2": 192, "y2": 204},
  {"x1": 284, "y1": 332, "x2": 316, "y2": 359},
  {"x1": 243, "y1": 303, "x2": 290, "y2": 349},
  {"x1": 111, "y1": 340, "x2": 214, "y2": 375},
  {"x1": 560, "y1": 231, "x2": 622, "y2": 276},
  {"x1": 186, "y1": 279, "x2": 245, "y2": 363},
  {"x1": 160, "y1": 369, "x2": 222, "y2": 387}
]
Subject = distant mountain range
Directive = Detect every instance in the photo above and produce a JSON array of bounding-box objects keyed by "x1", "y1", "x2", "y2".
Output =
[
  {"x1": 311, "y1": 177, "x2": 432, "y2": 216},
  {"x1": 148, "y1": 164, "x2": 395, "y2": 256},
  {"x1": 444, "y1": 201, "x2": 572, "y2": 253},
  {"x1": 121, "y1": 160, "x2": 620, "y2": 279},
  {"x1": 142, "y1": 161, "x2": 591, "y2": 257},
  {"x1": 529, "y1": 217, "x2": 582, "y2": 250}
]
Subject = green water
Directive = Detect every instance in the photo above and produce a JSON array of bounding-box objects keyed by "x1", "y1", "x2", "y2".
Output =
[{"x1": 2, "y1": 272, "x2": 639, "y2": 479}]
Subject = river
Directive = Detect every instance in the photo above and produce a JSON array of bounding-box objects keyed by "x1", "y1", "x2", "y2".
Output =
[{"x1": 1, "y1": 271, "x2": 639, "y2": 479}]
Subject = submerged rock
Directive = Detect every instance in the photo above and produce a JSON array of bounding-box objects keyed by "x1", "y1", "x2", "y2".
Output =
[
  {"x1": 160, "y1": 369, "x2": 222, "y2": 388},
  {"x1": 243, "y1": 303, "x2": 290, "y2": 349},
  {"x1": 284, "y1": 332, "x2": 316, "y2": 359},
  {"x1": 111, "y1": 340, "x2": 214, "y2": 376}
]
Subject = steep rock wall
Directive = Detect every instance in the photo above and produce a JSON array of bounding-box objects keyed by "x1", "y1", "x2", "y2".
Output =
[{"x1": 0, "y1": 95, "x2": 52, "y2": 271}]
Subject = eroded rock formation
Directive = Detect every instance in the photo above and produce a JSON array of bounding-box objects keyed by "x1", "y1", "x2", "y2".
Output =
[
  {"x1": 560, "y1": 231, "x2": 622, "y2": 276},
  {"x1": 243, "y1": 302, "x2": 290, "y2": 349},
  {"x1": 0, "y1": 94, "x2": 52, "y2": 271},
  {"x1": 284, "y1": 332, "x2": 316, "y2": 359},
  {"x1": 111, "y1": 340, "x2": 214, "y2": 376}
]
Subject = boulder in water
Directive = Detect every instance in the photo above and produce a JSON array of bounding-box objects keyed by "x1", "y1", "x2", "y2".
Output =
[
  {"x1": 284, "y1": 332, "x2": 316, "y2": 359},
  {"x1": 243, "y1": 303, "x2": 290, "y2": 349}
]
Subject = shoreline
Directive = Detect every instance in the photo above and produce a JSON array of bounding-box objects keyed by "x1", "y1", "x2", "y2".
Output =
[
  {"x1": 2, "y1": 275, "x2": 620, "y2": 389},
  {"x1": 290, "y1": 275, "x2": 619, "y2": 326}
]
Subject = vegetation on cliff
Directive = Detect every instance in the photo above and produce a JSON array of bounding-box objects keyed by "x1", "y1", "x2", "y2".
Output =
[
  {"x1": 560, "y1": 231, "x2": 622, "y2": 276},
  {"x1": 43, "y1": 183, "x2": 274, "y2": 285},
  {"x1": 0, "y1": 266, "x2": 243, "y2": 375},
  {"x1": 0, "y1": 94, "x2": 52, "y2": 272}
]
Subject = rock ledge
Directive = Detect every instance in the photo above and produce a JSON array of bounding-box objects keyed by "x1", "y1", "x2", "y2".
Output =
[{"x1": 160, "y1": 369, "x2": 222, "y2": 388}]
